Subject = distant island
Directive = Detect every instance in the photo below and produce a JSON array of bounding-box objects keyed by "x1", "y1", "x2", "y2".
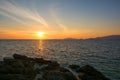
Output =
[
  {"x1": 88, "y1": 35, "x2": 120, "y2": 40},
  {"x1": 64, "y1": 35, "x2": 120, "y2": 41}
]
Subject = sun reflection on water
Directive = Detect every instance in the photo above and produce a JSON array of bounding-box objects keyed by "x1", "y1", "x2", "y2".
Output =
[{"x1": 38, "y1": 40, "x2": 44, "y2": 57}]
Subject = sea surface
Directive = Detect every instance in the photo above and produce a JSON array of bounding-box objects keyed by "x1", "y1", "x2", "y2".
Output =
[{"x1": 0, "y1": 40, "x2": 120, "y2": 80}]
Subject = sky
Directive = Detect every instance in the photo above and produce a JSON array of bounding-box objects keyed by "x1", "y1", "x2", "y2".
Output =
[{"x1": 0, "y1": 0, "x2": 120, "y2": 39}]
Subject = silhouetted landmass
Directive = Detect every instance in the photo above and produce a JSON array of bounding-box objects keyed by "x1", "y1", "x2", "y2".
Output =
[
  {"x1": 0, "y1": 54, "x2": 110, "y2": 80},
  {"x1": 64, "y1": 38, "x2": 81, "y2": 40},
  {"x1": 64, "y1": 35, "x2": 120, "y2": 40},
  {"x1": 89, "y1": 35, "x2": 120, "y2": 40}
]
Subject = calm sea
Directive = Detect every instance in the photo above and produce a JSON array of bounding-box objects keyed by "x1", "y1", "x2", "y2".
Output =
[{"x1": 0, "y1": 40, "x2": 120, "y2": 80}]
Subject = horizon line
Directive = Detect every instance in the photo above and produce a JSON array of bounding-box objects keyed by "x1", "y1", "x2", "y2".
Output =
[{"x1": 0, "y1": 34, "x2": 120, "y2": 40}]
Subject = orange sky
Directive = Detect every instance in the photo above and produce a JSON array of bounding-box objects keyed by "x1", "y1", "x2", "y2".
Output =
[{"x1": 0, "y1": 0, "x2": 120, "y2": 39}]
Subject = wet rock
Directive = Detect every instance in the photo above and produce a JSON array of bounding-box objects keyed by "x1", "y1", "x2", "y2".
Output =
[
  {"x1": 35, "y1": 72, "x2": 44, "y2": 80},
  {"x1": 34, "y1": 58, "x2": 52, "y2": 64},
  {"x1": 48, "y1": 61, "x2": 60, "y2": 67},
  {"x1": 13, "y1": 54, "x2": 28, "y2": 60},
  {"x1": 43, "y1": 71, "x2": 77, "y2": 80},
  {"x1": 3, "y1": 57, "x2": 16, "y2": 64},
  {"x1": 44, "y1": 71, "x2": 66, "y2": 80},
  {"x1": 0, "y1": 74, "x2": 33, "y2": 80},
  {"x1": 34, "y1": 58, "x2": 59, "y2": 67},
  {"x1": 59, "y1": 67, "x2": 70, "y2": 72},
  {"x1": 40, "y1": 65, "x2": 57, "y2": 71},
  {"x1": 0, "y1": 54, "x2": 110, "y2": 80},
  {"x1": 69, "y1": 64, "x2": 80, "y2": 71},
  {"x1": 3, "y1": 57, "x2": 14, "y2": 61},
  {"x1": 34, "y1": 58, "x2": 44, "y2": 63},
  {"x1": 77, "y1": 65, "x2": 110, "y2": 80}
]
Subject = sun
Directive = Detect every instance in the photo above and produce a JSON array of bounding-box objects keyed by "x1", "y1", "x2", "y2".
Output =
[{"x1": 37, "y1": 32, "x2": 44, "y2": 38}]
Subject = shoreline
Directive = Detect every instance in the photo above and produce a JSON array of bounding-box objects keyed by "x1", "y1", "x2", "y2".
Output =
[{"x1": 0, "y1": 54, "x2": 110, "y2": 80}]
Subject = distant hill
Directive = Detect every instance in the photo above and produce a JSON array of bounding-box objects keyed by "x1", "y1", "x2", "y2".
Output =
[
  {"x1": 89, "y1": 35, "x2": 120, "y2": 40},
  {"x1": 64, "y1": 38, "x2": 79, "y2": 40}
]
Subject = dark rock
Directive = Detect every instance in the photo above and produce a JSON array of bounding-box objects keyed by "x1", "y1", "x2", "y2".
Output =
[
  {"x1": 34, "y1": 58, "x2": 44, "y2": 63},
  {"x1": 34, "y1": 58, "x2": 52, "y2": 65},
  {"x1": 43, "y1": 71, "x2": 65, "y2": 80},
  {"x1": 3, "y1": 57, "x2": 16, "y2": 64},
  {"x1": 43, "y1": 71, "x2": 77, "y2": 80},
  {"x1": 40, "y1": 65, "x2": 59, "y2": 71},
  {"x1": 69, "y1": 64, "x2": 80, "y2": 71},
  {"x1": 13, "y1": 54, "x2": 28, "y2": 60},
  {"x1": 64, "y1": 72, "x2": 78, "y2": 80},
  {"x1": 3, "y1": 57, "x2": 14, "y2": 61},
  {"x1": 0, "y1": 54, "x2": 111, "y2": 80},
  {"x1": 77, "y1": 65, "x2": 110, "y2": 80},
  {"x1": 34, "y1": 58, "x2": 59, "y2": 67},
  {"x1": 48, "y1": 61, "x2": 60, "y2": 67},
  {"x1": 0, "y1": 74, "x2": 33, "y2": 80},
  {"x1": 59, "y1": 67, "x2": 69, "y2": 72}
]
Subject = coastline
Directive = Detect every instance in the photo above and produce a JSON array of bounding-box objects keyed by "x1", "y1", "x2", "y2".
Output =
[{"x1": 0, "y1": 54, "x2": 110, "y2": 80}]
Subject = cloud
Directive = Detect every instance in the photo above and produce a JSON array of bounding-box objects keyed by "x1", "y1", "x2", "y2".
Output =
[
  {"x1": 50, "y1": 3, "x2": 68, "y2": 31},
  {"x1": 0, "y1": 0, "x2": 48, "y2": 28}
]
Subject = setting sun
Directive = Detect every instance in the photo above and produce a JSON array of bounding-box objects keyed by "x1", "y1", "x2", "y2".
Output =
[{"x1": 37, "y1": 32, "x2": 44, "y2": 38}]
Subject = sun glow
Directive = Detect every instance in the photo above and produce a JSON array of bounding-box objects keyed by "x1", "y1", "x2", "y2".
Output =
[{"x1": 37, "y1": 32, "x2": 44, "y2": 38}]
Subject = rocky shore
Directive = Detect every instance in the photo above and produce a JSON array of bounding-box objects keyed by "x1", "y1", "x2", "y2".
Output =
[{"x1": 0, "y1": 54, "x2": 110, "y2": 80}]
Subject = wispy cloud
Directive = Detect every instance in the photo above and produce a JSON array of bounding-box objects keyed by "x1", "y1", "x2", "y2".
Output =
[
  {"x1": 0, "y1": 0, "x2": 48, "y2": 28},
  {"x1": 50, "y1": 3, "x2": 68, "y2": 31}
]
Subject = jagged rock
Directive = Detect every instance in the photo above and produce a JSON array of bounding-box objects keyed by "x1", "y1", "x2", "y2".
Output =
[
  {"x1": 34, "y1": 58, "x2": 45, "y2": 63},
  {"x1": 3, "y1": 57, "x2": 14, "y2": 61},
  {"x1": 13, "y1": 54, "x2": 28, "y2": 60},
  {"x1": 59, "y1": 67, "x2": 70, "y2": 72},
  {"x1": 48, "y1": 61, "x2": 60, "y2": 67},
  {"x1": 3, "y1": 57, "x2": 16, "y2": 64},
  {"x1": 69, "y1": 64, "x2": 80, "y2": 71},
  {"x1": 77, "y1": 65, "x2": 110, "y2": 80},
  {"x1": 34, "y1": 58, "x2": 52, "y2": 64},
  {"x1": 43, "y1": 71, "x2": 77, "y2": 80},
  {"x1": 0, "y1": 74, "x2": 33, "y2": 80},
  {"x1": 0, "y1": 54, "x2": 110, "y2": 80},
  {"x1": 34, "y1": 58, "x2": 59, "y2": 67}
]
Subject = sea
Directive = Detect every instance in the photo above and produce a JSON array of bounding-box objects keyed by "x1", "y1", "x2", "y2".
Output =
[{"x1": 0, "y1": 39, "x2": 120, "y2": 80}]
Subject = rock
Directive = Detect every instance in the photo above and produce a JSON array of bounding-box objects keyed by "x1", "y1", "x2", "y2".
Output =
[
  {"x1": 34, "y1": 58, "x2": 44, "y2": 63},
  {"x1": 34, "y1": 58, "x2": 59, "y2": 67},
  {"x1": 59, "y1": 67, "x2": 70, "y2": 72},
  {"x1": 35, "y1": 73, "x2": 44, "y2": 80},
  {"x1": 64, "y1": 72, "x2": 78, "y2": 80},
  {"x1": 69, "y1": 64, "x2": 80, "y2": 71},
  {"x1": 48, "y1": 61, "x2": 60, "y2": 67},
  {"x1": 43, "y1": 71, "x2": 77, "y2": 80},
  {"x1": 0, "y1": 74, "x2": 33, "y2": 80},
  {"x1": 43, "y1": 71, "x2": 65, "y2": 80},
  {"x1": 13, "y1": 54, "x2": 28, "y2": 60},
  {"x1": 0, "y1": 54, "x2": 111, "y2": 80},
  {"x1": 39, "y1": 65, "x2": 56, "y2": 71},
  {"x1": 3, "y1": 57, "x2": 15, "y2": 64},
  {"x1": 77, "y1": 65, "x2": 110, "y2": 80},
  {"x1": 34, "y1": 58, "x2": 52, "y2": 65},
  {"x1": 3, "y1": 57, "x2": 14, "y2": 61}
]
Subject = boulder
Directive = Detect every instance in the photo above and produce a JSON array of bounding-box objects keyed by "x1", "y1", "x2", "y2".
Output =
[
  {"x1": 34, "y1": 58, "x2": 52, "y2": 65},
  {"x1": 69, "y1": 64, "x2": 80, "y2": 71},
  {"x1": 48, "y1": 61, "x2": 60, "y2": 67},
  {"x1": 0, "y1": 54, "x2": 111, "y2": 80},
  {"x1": 13, "y1": 54, "x2": 28, "y2": 60},
  {"x1": 77, "y1": 65, "x2": 110, "y2": 80},
  {"x1": 3, "y1": 57, "x2": 15, "y2": 64},
  {"x1": 43, "y1": 71, "x2": 77, "y2": 80}
]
